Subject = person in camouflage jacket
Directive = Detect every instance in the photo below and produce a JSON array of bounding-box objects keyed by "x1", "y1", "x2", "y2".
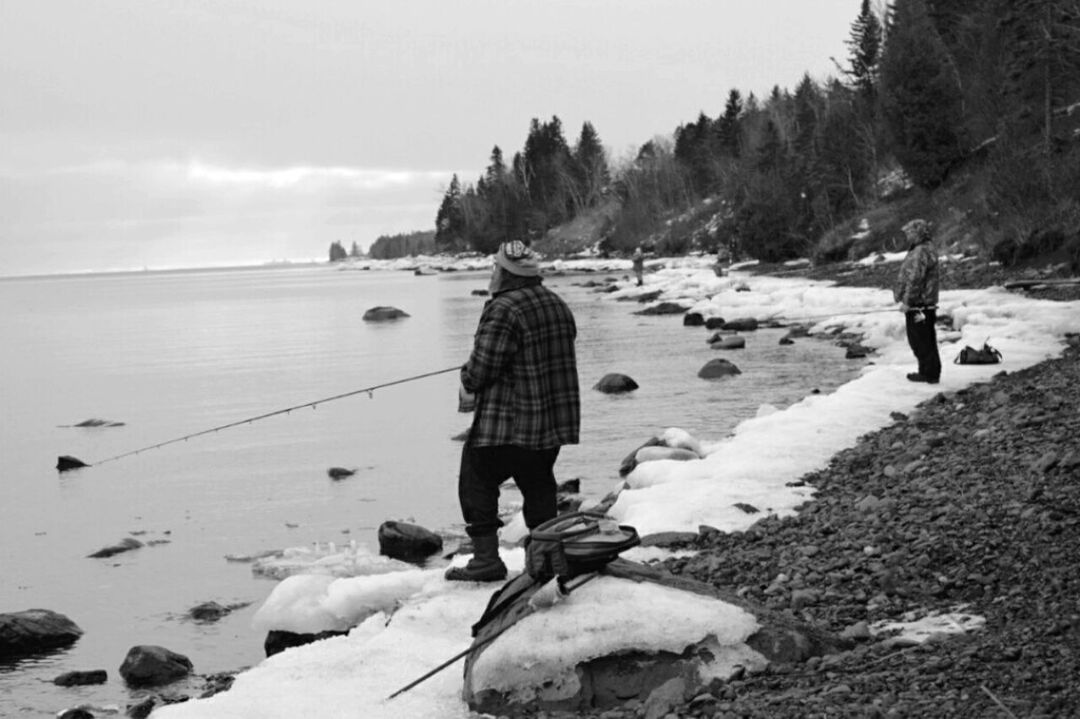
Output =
[
  {"x1": 893, "y1": 219, "x2": 941, "y2": 383},
  {"x1": 447, "y1": 241, "x2": 580, "y2": 582}
]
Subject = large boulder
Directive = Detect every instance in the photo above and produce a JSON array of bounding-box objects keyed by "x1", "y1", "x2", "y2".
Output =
[
  {"x1": 0, "y1": 609, "x2": 83, "y2": 658},
  {"x1": 362, "y1": 306, "x2": 410, "y2": 322},
  {"x1": 119, "y1": 645, "x2": 193, "y2": 687},
  {"x1": 377, "y1": 520, "x2": 443, "y2": 562},
  {"x1": 697, "y1": 359, "x2": 742, "y2": 379},
  {"x1": 462, "y1": 559, "x2": 850, "y2": 717},
  {"x1": 593, "y1": 373, "x2": 638, "y2": 394},
  {"x1": 682, "y1": 312, "x2": 705, "y2": 327}
]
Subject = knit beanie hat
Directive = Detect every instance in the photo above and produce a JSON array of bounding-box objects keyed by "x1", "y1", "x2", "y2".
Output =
[
  {"x1": 902, "y1": 219, "x2": 933, "y2": 244},
  {"x1": 494, "y1": 240, "x2": 540, "y2": 277}
]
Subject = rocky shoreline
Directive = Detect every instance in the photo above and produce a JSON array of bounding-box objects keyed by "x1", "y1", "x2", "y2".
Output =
[
  {"x1": 646, "y1": 260, "x2": 1080, "y2": 719},
  {"x1": 533, "y1": 258, "x2": 1080, "y2": 719}
]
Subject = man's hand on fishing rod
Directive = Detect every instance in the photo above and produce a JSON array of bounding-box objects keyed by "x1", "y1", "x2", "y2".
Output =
[{"x1": 458, "y1": 383, "x2": 476, "y2": 413}]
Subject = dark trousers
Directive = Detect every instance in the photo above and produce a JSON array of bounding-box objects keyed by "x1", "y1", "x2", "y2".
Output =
[
  {"x1": 458, "y1": 444, "x2": 560, "y2": 539},
  {"x1": 905, "y1": 308, "x2": 941, "y2": 381}
]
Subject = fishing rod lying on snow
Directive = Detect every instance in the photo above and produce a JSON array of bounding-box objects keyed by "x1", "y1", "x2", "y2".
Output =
[{"x1": 56, "y1": 365, "x2": 461, "y2": 472}]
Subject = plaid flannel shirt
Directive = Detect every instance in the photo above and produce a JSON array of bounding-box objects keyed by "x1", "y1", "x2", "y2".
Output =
[
  {"x1": 893, "y1": 240, "x2": 939, "y2": 308},
  {"x1": 462, "y1": 281, "x2": 580, "y2": 449}
]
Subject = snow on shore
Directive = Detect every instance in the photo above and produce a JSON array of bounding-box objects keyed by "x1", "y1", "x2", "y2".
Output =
[{"x1": 157, "y1": 254, "x2": 1079, "y2": 719}]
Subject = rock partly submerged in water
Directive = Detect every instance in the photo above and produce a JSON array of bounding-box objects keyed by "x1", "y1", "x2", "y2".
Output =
[
  {"x1": 377, "y1": 520, "x2": 443, "y2": 563},
  {"x1": 87, "y1": 537, "x2": 143, "y2": 559},
  {"x1": 119, "y1": 645, "x2": 193, "y2": 687},
  {"x1": 593, "y1": 373, "x2": 638, "y2": 394},
  {"x1": 0, "y1": 609, "x2": 84, "y2": 659},
  {"x1": 362, "y1": 306, "x2": 410, "y2": 322},
  {"x1": 56, "y1": 455, "x2": 90, "y2": 472},
  {"x1": 697, "y1": 358, "x2": 742, "y2": 379}
]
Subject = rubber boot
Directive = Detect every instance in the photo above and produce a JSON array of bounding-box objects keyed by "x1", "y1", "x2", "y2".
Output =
[{"x1": 445, "y1": 535, "x2": 507, "y2": 582}]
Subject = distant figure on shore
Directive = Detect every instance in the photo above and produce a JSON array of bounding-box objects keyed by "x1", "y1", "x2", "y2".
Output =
[
  {"x1": 632, "y1": 247, "x2": 645, "y2": 286},
  {"x1": 449, "y1": 241, "x2": 581, "y2": 582},
  {"x1": 893, "y1": 219, "x2": 941, "y2": 384}
]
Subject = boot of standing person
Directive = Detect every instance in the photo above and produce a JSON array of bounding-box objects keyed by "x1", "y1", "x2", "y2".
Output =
[{"x1": 445, "y1": 535, "x2": 507, "y2": 582}]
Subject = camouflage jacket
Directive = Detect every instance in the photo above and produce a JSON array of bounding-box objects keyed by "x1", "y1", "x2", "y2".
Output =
[{"x1": 893, "y1": 240, "x2": 939, "y2": 308}]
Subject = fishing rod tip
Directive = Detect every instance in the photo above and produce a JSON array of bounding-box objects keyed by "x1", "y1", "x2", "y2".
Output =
[{"x1": 57, "y1": 455, "x2": 90, "y2": 472}]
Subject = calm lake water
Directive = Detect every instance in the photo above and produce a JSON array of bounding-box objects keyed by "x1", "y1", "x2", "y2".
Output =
[{"x1": 0, "y1": 264, "x2": 863, "y2": 716}]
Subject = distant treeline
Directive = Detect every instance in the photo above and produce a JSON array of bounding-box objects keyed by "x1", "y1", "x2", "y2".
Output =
[
  {"x1": 367, "y1": 230, "x2": 436, "y2": 259},
  {"x1": 433, "y1": 0, "x2": 1080, "y2": 262}
]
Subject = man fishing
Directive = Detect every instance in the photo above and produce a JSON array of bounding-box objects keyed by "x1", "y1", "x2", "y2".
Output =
[
  {"x1": 448, "y1": 240, "x2": 581, "y2": 582},
  {"x1": 894, "y1": 218, "x2": 941, "y2": 384}
]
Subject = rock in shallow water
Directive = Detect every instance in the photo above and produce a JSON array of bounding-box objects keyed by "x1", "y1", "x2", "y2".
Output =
[{"x1": 0, "y1": 609, "x2": 83, "y2": 658}]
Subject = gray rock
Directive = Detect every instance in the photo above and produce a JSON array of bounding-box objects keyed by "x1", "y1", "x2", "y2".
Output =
[
  {"x1": 594, "y1": 373, "x2": 639, "y2": 394},
  {"x1": 187, "y1": 600, "x2": 250, "y2": 623},
  {"x1": 119, "y1": 645, "x2": 193, "y2": 687},
  {"x1": 54, "y1": 669, "x2": 107, "y2": 686},
  {"x1": 697, "y1": 358, "x2": 742, "y2": 379},
  {"x1": 710, "y1": 334, "x2": 746, "y2": 350},
  {"x1": 264, "y1": 629, "x2": 348, "y2": 657},
  {"x1": 0, "y1": 609, "x2": 83, "y2": 658},
  {"x1": 377, "y1": 520, "x2": 443, "y2": 562},
  {"x1": 633, "y1": 301, "x2": 689, "y2": 316},
  {"x1": 722, "y1": 317, "x2": 759, "y2": 331},
  {"x1": 87, "y1": 537, "x2": 143, "y2": 559},
  {"x1": 361, "y1": 306, "x2": 410, "y2": 321}
]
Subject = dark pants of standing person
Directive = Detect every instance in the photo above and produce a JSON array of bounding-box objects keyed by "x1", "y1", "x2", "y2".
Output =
[
  {"x1": 458, "y1": 444, "x2": 560, "y2": 539},
  {"x1": 905, "y1": 308, "x2": 941, "y2": 382}
]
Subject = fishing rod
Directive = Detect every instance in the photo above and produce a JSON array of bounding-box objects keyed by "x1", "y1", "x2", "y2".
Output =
[{"x1": 56, "y1": 365, "x2": 461, "y2": 472}]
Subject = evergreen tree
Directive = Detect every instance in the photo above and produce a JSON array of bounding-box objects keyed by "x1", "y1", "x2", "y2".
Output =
[
  {"x1": 846, "y1": 0, "x2": 884, "y2": 102},
  {"x1": 349, "y1": 241, "x2": 361, "y2": 258},
  {"x1": 434, "y1": 174, "x2": 466, "y2": 250},
  {"x1": 328, "y1": 241, "x2": 347, "y2": 262},
  {"x1": 715, "y1": 89, "x2": 744, "y2": 158},
  {"x1": 572, "y1": 121, "x2": 609, "y2": 210},
  {"x1": 879, "y1": 0, "x2": 966, "y2": 188},
  {"x1": 755, "y1": 119, "x2": 785, "y2": 172},
  {"x1": 998, "y1": 0, "x2": 1080, "y2": 151}
]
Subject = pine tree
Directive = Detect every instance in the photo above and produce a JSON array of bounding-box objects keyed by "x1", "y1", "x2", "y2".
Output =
[
  {"x1": 879, "y1": 0, "x2": 966, "y2": 188},
  {"x1": 572, "y1": 121, "x2": 609, "y2": 209},
  {"x1": 999, "y1": 0, "x2": 1080, "y2": 152},
  {"x1": 846, "y1": 0, "x2": 884, "y2": 102},
  {"x1": 434, "y1": 174, "x2": 466, "y2": 250},
  {"x1": 715, "y1": 89, "x2": 744, "y2": 158}
]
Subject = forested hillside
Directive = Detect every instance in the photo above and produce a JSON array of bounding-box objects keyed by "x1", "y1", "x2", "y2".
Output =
[{"x1": 433, "y1": 0, "x2": 1080, "y2": 269}]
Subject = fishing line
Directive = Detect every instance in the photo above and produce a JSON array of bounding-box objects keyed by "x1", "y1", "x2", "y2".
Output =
[
  {"x1": 57, "y1": 365, "x2": 461, "y2": 471},
  {"x1": 764, "y1": 307, "x2": 899, "y2": 324}
]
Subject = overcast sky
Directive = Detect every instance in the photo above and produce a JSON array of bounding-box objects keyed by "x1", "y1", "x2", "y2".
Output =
[{"x1": 1, "y1": 1, "x2": 858, "y2": 276}]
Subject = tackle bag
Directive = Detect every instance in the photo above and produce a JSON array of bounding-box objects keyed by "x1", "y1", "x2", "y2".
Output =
[
  {"x1": 524, "y1": 511, "x2": 640, "y2": 582},
  {"x1": 954, "y1": 341, "x2": 1002, "y2": 365}
]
